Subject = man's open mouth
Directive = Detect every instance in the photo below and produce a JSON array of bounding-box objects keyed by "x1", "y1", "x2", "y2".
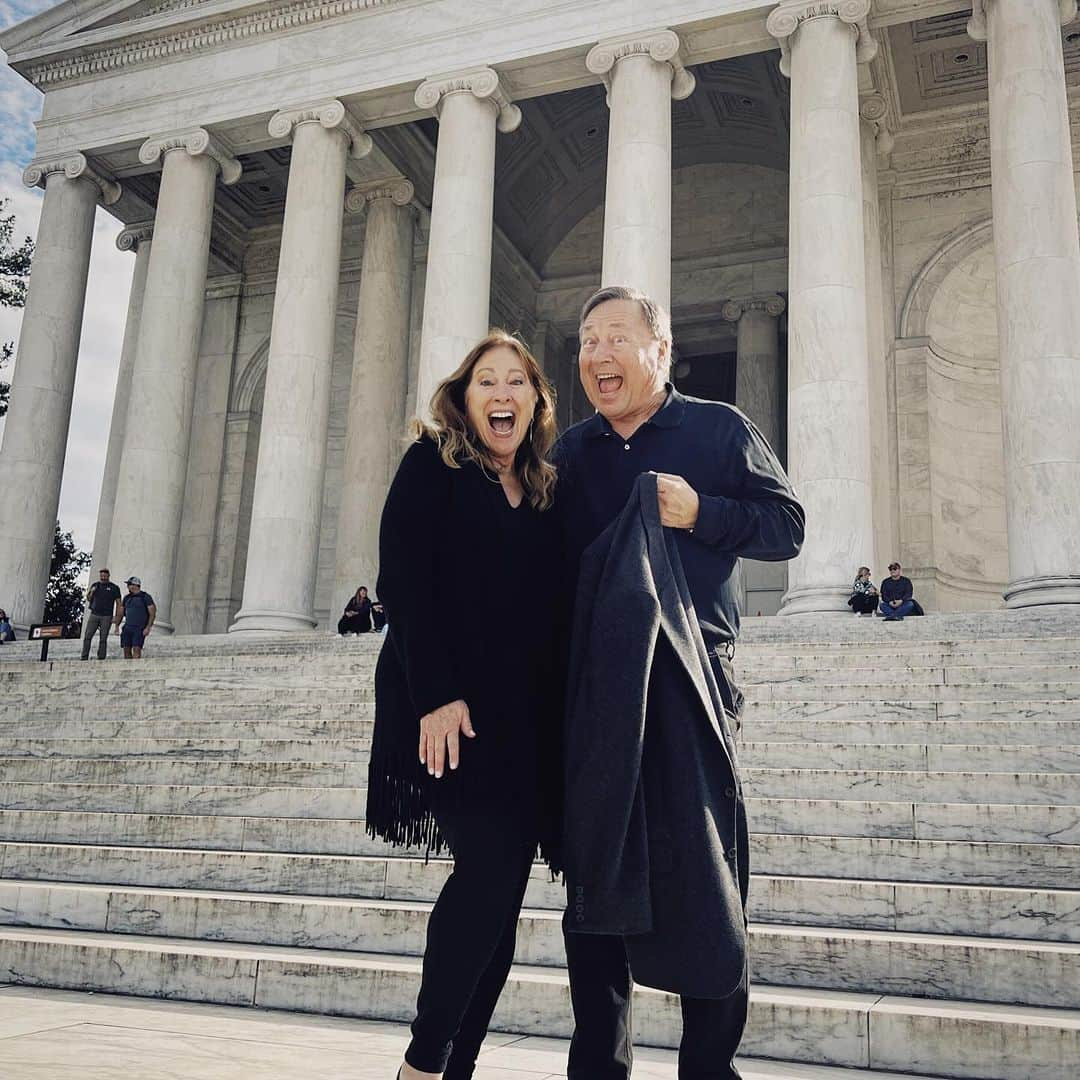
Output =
[
  {"x1": 597, "y1": 373, "x2": 623, "y2": 395},
  {"x1": 488, "y1": 411, "x2": 516, "y2": 436}
]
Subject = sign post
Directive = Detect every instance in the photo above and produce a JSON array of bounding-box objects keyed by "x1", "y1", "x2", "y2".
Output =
[{"x1": 28, "y1": 624, "x2": 66, "y2": 662}]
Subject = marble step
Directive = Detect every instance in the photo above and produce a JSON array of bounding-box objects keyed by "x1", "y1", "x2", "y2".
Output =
[
  {"x1": 3, "y1": 861, "x2": 1079, "y2": 943},
  {"x1": 2, "y1": 825, "x2": 1076, "y2": 897},
  {"x1": 742, "y1": 718, "x2": 1080, "y2": 746},
  {"x1": 2, "y1": 884, "x2": 1079, "y2": 1008},
  {"x1": 0, "y1": 704, "x2": 376, "y2": 737},
  {"x1": 0, "y1": 655, "x2": 381, "y2": 683},
  {"x1": 0, "y1": 925, "x2": 1076, "y2": 1079},
  {"x1": 1, "y1": 791, "x2": 1076, "y2": 853},
  {"x1": 739, "y1": 742, "x2": 1080, "y2": 773},
  {"x1": 0, "y1": 757, "x2": 368, "y2": 788},
  {"x1": 750, "y1": 797, "x2": 1080, "y2": 845},
  {"x1": 753, "y1": 833, "x2": 1080, "y2": 890},
  {"x1": 0, "y1": 683, "x2": 377, "y2": 706},
  {"x1": 737, "y1": 649, "x2": 1080, "y2": 671},
  {"x1": 0, "y1": 737, "x2": 374, "y2": 762},
  {"x1": 743, "y1": 700, "x2": 1080, "y2": 724},
  {"x1": 0, "y1": 781, "x2": 365, "y2": 818},
  {"x1": 756, "y1": 681, "x2": 1080, "y2": 702},
  {"x1": 739, "y1": 664, "x2": 1080, "y2": 687},
  {"x1": 741, "y1": 767, "x2": 1080, "y2": 805}
]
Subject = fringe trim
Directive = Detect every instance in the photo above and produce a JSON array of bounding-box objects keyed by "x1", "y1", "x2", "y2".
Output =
[{"x1": 365, "y1": 752, "x2": 449, "y2": 859}]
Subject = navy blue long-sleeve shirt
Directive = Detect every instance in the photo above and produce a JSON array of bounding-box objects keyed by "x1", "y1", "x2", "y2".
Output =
[{"x1": 553, "y1": 387, "x2": 805, "y2": 649}]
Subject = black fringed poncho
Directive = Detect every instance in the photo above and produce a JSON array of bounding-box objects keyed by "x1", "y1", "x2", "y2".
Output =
[{"x1": 365, "y1": 435, "x2": 564, "y2": 864}]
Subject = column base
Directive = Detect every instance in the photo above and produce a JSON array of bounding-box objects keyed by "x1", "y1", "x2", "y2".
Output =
[
  {"x1": 778, "y1": 585, "x2": 853, "y2": 616},
  {"x1": 229, "y1": 608, "x2": 318, "y2": 633},
  {"x1": 1004, "y1": 576, "x2": 1080, "y2": 608}
]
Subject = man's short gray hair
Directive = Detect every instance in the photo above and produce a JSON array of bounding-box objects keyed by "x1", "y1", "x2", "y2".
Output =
[{"x1": 579, "y1": 286, "x2": 673, "y2": 349}]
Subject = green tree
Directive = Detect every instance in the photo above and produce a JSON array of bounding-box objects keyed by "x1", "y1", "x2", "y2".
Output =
[
  {"x1": 0, "y1": 196, "x2": 34, "y2": 418},
  {"x1": 44, "y1": 522, "x2": 92, "y2": 626}
]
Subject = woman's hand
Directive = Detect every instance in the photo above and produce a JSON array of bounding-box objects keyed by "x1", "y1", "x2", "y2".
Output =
[{"x1": 419, "y1": 699, "x2": 475, "y2": 778}]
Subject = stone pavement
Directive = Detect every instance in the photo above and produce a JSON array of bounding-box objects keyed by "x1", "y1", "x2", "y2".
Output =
[{"x1": 0, "y1": 985, "x2": 936, "y2": 1079}]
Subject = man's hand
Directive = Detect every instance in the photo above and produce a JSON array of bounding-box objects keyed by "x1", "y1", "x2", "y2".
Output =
[
  {"x1": 419, "y1": 699, "x2": 475, "y2": 779},
  {"x1": 144, "y1": 625, "x2": 153, "y2": 636},
  {"x1": 656, "y1": 473, "x2": 700, "y2": 530}
]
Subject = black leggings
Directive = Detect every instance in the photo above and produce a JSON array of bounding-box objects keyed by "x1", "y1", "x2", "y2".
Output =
[
  {"x1": 848, "y1": 592, "x2": 877, "y2": 614},
  {"x1": 564, "y1": 930, "x2": 748, "y2": 1080},
  {"x1": 405, "y1": 806, "x2": 538, "y2": 1078}
]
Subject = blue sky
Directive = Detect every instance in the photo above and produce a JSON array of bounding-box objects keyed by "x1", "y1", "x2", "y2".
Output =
[{"x1": 1, "y1": 0, "x2": 135, "y2": 558}]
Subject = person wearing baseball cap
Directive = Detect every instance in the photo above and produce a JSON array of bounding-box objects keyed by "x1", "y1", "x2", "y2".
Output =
[{"x1": 117, "y1": 576, "x2": 156, "y2": 659}]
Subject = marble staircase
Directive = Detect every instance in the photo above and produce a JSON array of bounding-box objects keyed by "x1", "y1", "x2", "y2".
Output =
[{"x1": 0, "y1": 612, "x2": 1079, "y2": 1078}]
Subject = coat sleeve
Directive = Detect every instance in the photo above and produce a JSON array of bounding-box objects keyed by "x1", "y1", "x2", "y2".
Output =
[
  {"x1": 691, "y1": 412, "x2": 805, "y2": 561},
  {"x1": 376, "y1": 438, "x2": 462, "y2": 718}
]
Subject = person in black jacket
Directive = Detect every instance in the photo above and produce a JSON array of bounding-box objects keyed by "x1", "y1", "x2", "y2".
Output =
[
  {"x1": 879, "y1": 561, "x2": 917, "y2": 620},
  {"x1": 337, "y1": 586, "x2": 372, "y2": 634},
  {"x1": 554, "y1": 286, "x2": 805, "y2": 1080},
  {"x1": 366, "y1": 330, "x2": 563, "y2": 1080}
]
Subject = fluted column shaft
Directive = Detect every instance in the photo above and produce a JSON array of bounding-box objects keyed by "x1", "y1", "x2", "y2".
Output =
[
  {"x1": 726, "y1": 297, "x2": 786, "y2": 457},
  {"x1": 768, "y1": 1, "x2": 877, "y2": 615},
  {"x1": 110, "y1": 132, "x2": 236, "y2": 633},
  {"x1": 860, "y1": 100, "x2": 896, "y2": 576},
  {"x1": 93, "y1": 226, "x2": 152, "y2": 574},
  {"x1": 333, "y1": 181, "x2": 416, "y2": 607},
  {"x1": 969, "y1": 0, "x2": 1080, "y2": 606},
  {"x1": 0, "y1": 156, "x2": 117, "y2": 628},
  {"x1": 414, "y1": 69, "x2": 519, "y2": 416},
  {"x1": 587, "y1": 31, "x2": 695, "y2": 310},
  {"x1": 232, "y1": 103, "x2": 364, "y2": 632}
]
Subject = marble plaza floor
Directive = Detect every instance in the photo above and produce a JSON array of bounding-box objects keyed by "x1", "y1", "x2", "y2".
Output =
[{"x1": 0, "y1": 985, "x2": 943, "y2": 1080}]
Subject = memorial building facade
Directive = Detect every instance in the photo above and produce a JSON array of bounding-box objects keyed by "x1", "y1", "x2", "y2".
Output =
[{"x1": 2, "y1": 0, "x2": 1080, "y2": 633}]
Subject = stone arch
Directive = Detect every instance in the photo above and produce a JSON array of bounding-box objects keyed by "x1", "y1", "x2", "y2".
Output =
[
  {"x1": 899, "y1": 218, "x2": 994, "y2": 340},
  {"x1": 917, "y1": 230, "x2": 1008, "y2": 609},
  {"x1": 231, "y1": 337, "x2": 271, "y2": 413}
]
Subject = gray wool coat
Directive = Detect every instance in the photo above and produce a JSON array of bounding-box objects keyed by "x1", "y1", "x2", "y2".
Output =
[{"x1": 563, "y1": 472, "x2": 748, "y2": 1000}]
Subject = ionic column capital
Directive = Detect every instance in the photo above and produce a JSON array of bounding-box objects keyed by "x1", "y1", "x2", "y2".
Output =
[
  {"x1": 268, "y1": 100, "x2": 373, "y2": 158},
  {"x1": 414, "y1": 67, "x2": 522, "y2": 133},
  {"x1": 722, "y1": 295, "x2": 786, "y2": 322},
  {"x1": 139, "y1": 128, "x2": 242, "y2": 185},
  {"x1": 859, "y1": 93, "x2": 895, "y2": 154},
  {"x1": 116, "y1": 223, "x2": 154, "y2": 252},
  {"x1": 344, "y1": 177, "x2": 416, "y2": 214},
  {"x1": 967, "y1": 0, "x2": 1077, "y2": 40},
  {"x1": 22, "y1": 152, "x2": 121, "y2": 205},
  {"x1": 585, "y1": 28, "x2": 696, "y2": 101},
  {"x1": 766, "y1": 1, "x2": 878, "y2": 77}
]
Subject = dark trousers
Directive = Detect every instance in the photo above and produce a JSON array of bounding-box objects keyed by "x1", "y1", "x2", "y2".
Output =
[
  {"x1": 848, "y1": 592, "x2": 877, "y2": 614},
  {"x1": 337, "y1": 612, "x2": 371, "y2": 634},
  {"x1": 81, "y1": 614, "x2": 113, "y2": 659},
  {"x1": 879, "y1": 598, "x2": 915, "y2": 619},
  {"x1": 406, "y1": 807, "x2": 537, "y2": 1078},
  {"x1": 564, "y1": 930, "x2": 748, "y2": 1079}
]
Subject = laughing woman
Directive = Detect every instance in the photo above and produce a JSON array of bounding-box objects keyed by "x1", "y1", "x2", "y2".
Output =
[{"x1": 367, "y1": 330, "x2": 563, "y2": 1080}]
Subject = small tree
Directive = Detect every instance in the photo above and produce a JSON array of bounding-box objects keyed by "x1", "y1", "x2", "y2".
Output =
[
  {"x1": 44, "y1": 522, "x2": 92, "y2": 626},
  {"x1": 0, "y1": 196, "x2": 34, "y2": 419}
]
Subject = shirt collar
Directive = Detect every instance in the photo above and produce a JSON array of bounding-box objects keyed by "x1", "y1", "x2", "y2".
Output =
[{"x1": 582, "y1": 383, "x2": 686, "y2": 439}]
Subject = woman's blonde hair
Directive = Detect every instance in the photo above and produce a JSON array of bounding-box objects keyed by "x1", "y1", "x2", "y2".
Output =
[{"x1": 411, "y1": 330, "x2": 558, "y2": 510}]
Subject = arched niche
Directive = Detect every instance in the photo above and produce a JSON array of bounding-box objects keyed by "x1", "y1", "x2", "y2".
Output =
[{"x1": 920, "y1": 237, "x2": 1008, "y2": 609}]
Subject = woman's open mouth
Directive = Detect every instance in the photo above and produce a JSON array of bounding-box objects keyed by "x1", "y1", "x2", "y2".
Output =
[{"x1": 488, "y1": 411, "x2": 516, "y2": 437}]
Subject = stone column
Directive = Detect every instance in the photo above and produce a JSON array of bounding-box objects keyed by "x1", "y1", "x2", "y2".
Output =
[
  {"x1": 724, "y1": 295, "x2": 788, "y2": 616},
  {"x1": 172, "y1": 276, "x2": 243, "y2": 635},
  {"x1": 860, "y1": 95, "x2": 897, "y2": 575},
  {"x1": 92, "y1": 224, "x2": 153, "y2": 574},
  {"x1": 231, "y1": 101, "x2": 370, "y2": 633},
  {"x1": 767, "y1": 0, "x2": 878, "y2": 615},
  {"x1": 968, "y1": 0, "x2": 1080, "y2": 606},
  {"x1": 724, "y1": 295, "x2": 786, "y2": 456},
  {"x1": 332, "y1": 179, "x2": 416, "y2": 608},
  {"x1": 413, "y1": 68, "x2": 520, "y2": 416},
  {"x1": 0, "y1": 154, "x2": 119, "y2": 629},
  {"x1": 109, "y1": 129, "x2": 240, "y2": 634},
  {"x1": 586, "y1": 30, "x2": 695, "y2": 310}
]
